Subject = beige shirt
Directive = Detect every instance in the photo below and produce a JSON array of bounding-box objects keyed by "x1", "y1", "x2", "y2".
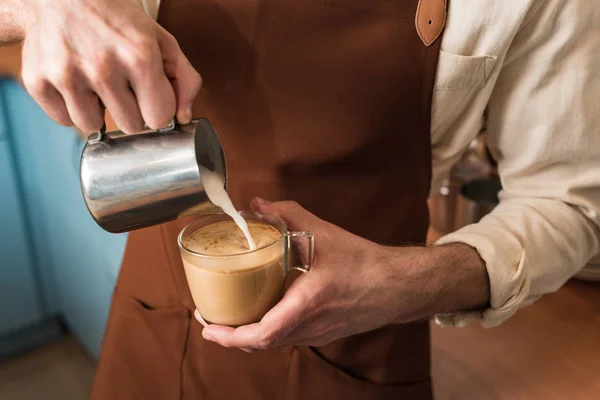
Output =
[{"x1": 140, "y1": 0, "x2": 600, "y2": 327}]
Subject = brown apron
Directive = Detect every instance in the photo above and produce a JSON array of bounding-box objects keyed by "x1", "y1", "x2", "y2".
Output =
[{"x1": 91, "y1": 0, "x2": 446, "y2": 398}]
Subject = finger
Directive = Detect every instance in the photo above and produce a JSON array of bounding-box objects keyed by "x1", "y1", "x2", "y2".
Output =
[
  {"x1": 62, "y1": 88, "x2": 105, "y2": 133},
  {"x1": 156, "y1": 24, "x2": 202, "y2": 125},
  {"x1": 123, "y1": 36, "x2": 176, "y2": 129},
  {"x1": 45, "y1": 64, "x2": 104, "y2": 133},
  {"x1": 96, "y1": 83, "x2": 144, "y2": 134},
  {"x1": 250, "y1": 198, "x2": 321, "y2": 232},
  {"x1": 22, "y1": 76, "x2": 73, "y2": 127},
  {"x1": 194, "y1": 310, "x2": 251, "y2": 352},
  {"x1": 203, "y1": 284, "x2": 308, "y2": 350}
]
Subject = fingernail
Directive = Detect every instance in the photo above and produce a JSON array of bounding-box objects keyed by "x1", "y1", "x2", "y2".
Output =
[
  {"x1": 185, "y1": 103, "x2": 193, "y2": 121},
  {"x1": 255, "y1": 197, "x2": 271, "y2": 205},
  {"x1": 241, "y1": 348, "x2": 254, "y2": 354}
]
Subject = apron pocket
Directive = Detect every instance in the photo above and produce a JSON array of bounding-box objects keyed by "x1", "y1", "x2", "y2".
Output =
[
  {"x1": 91, "y1": 292, "x2": 190, "y2": 400},
  {"x1": 283, "y1": 346, "x2": 432, "y2": 400}
]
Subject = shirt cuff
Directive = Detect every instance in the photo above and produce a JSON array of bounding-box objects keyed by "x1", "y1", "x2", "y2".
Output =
[{"x1": 433, "y1": 223, "x2": 531, "y2": 328}]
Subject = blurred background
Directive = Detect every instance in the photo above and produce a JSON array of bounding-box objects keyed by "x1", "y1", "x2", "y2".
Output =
[
  {"x1": 0, "y1": 44, "x2": 128, "y2": 399},
  {"x1": 1, "y1": 43, "x2": 599, "y2": 399}
]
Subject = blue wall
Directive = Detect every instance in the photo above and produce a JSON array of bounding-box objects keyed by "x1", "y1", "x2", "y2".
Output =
[{"x1": 0, "y1": 79, "x2": 128, "y2": 359}]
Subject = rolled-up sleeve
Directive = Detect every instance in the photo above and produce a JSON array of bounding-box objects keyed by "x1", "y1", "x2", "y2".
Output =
[{"x1": 435, "y1": 0, "x2": 600, "y2": 327}]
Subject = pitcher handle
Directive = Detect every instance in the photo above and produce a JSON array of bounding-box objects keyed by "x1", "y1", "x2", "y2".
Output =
[
  {"x1": 88, "y1": 119, "x2": 176, "y2": 143},
  {"x1": 286, "y1": 231, "x2": 315, "y2": 273}
]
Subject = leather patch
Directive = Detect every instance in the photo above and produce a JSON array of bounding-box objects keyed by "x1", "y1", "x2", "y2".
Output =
[{"x1": 415, "y1": 0, "x2": 447, "y2": 46}]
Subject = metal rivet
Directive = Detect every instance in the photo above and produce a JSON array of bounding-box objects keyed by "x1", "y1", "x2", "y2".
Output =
[{"x1": 88, "y1": 132, "x2": 103, "y2": 144}]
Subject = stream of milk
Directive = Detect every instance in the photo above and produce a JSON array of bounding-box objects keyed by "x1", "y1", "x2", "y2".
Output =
[{"x1": 199, "y1": 167, "x2": 257, "y2": 251}]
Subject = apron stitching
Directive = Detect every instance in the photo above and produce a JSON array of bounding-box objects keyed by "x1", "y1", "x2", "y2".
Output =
[{"x1": 422, "y1": 37, "x2": 438, "y2": 198}]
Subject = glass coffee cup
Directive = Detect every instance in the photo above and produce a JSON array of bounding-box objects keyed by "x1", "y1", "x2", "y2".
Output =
[{"x1": 178, "y1": 212, "x2": 314, "y2": 326}]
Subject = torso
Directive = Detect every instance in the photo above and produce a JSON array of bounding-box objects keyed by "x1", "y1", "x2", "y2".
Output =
[{"x1": 91, "y1": 1, "x2": 446, "y2": 399}]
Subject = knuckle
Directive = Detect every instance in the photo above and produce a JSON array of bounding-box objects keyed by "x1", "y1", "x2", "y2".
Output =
[
  {"x1": 281, "y1": 201, "x2": 302, "y2": 211},
  {"x1": 191, "y1": 70, "x2": 202, "y2": 88},
  {"x1": 22, "y1": 71, "x2": 48, "y2": 95},
  {"x1": 87, "y1": 66, "x2": 112, "y2": 89},
  {"x1": 256, "y1": 333, "x2": 278, "y2": 350},
  {"x1": 127, "y1": 51, "x2": 152, "y2": 72},
  {"x1": 47, "y1": 67, "x2": 75, "y2": 91},
  {"x1": 124, "y1": 43, "x2": 155, "y2": 72},
  {"x1": 86, "y1": 53, "x2": 114, "y2": 88},
  {"x1": 291, "y1": 291, "x2": 309, "y2": 310},
  {"x1": 162, "y1": 30, "x2": 179, "y2": 48}
]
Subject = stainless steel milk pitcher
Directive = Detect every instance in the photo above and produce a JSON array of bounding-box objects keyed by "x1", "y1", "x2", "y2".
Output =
[{"x1": 80, "y1": 119, "x2": 227, "y2": 233}]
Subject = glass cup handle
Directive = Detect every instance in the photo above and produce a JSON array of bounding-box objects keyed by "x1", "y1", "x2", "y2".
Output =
[{"x1": 286, "y1": 231, "x2": 315, "y2": 273}]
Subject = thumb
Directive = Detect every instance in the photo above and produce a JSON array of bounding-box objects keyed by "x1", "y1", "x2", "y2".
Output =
[
  {"x1": 156, "y1": 24, "x2": 202, "y2": 124},
  {"x1": 250, "y1": 198, "x2": 319, "y2": 232}
]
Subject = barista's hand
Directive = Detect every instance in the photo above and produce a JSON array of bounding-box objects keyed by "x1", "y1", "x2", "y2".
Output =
[
  {"x1": 19, "y1": 0, "x2": 201, "y2": 134},
  {"x1": 198, "y1": 198, "x2": 490, "y2": 351}
]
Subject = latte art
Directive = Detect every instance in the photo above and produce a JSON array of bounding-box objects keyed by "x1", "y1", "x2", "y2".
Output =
[{"x1": 185, "y1": 220, "x2": 281, "y2": 256}]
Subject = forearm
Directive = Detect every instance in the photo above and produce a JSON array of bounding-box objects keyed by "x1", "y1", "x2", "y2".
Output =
[
  {"x1": 386, "y1": 243, "x2": 490, "y2": 323},
  {"x1": 1, "y1": 0, "x2": 26, "y2": 45},
  {"x1": 428, "y1": 243, "x2": 490, "y2": 314}
]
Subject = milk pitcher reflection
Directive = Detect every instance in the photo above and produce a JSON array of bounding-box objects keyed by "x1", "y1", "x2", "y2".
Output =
[{"x1": 178, "y1": 212, "x2": 314, "y2": 326}]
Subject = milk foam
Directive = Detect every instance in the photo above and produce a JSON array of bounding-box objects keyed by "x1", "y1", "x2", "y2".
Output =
[{"x1": 185, "y1": 220, "x2": 281, "y2": 256}]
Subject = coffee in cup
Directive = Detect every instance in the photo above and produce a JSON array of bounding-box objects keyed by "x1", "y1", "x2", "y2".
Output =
[{"x1": 178, "y1": 212, "x2": 314, "y2": 327}]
